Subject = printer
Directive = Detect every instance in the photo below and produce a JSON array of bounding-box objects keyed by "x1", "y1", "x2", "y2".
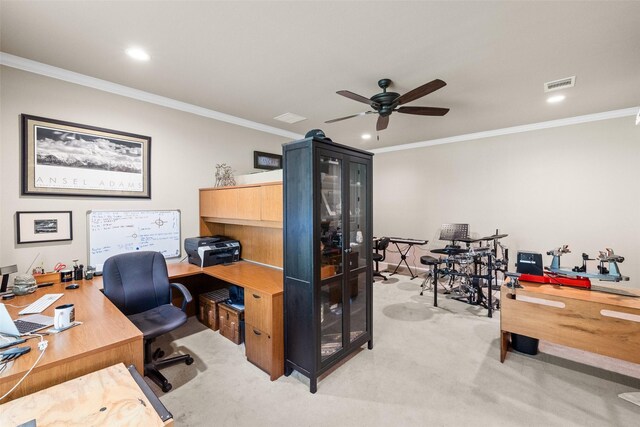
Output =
[{"x1": 185, "y1": 236, "x2": 241, "y2": 267}]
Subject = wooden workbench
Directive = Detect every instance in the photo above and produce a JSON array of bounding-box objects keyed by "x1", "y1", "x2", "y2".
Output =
[
  {"x1": 0, "y1": 363, "x2": 171, "y2": 426},
  {"x1": 500, "y1": 281, "x2": 640, "y2": 364}
]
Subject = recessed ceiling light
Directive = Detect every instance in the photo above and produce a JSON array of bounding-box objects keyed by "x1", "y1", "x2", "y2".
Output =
[
  {"x1": 361, "y1": 133, "x2": 371, "y2": 140},
  {"x1": 126, "y1": 47, "x2": 150, "y2": 61},
  {"x1": 547, "y1": 95, "x2": 566, "y2": 104}
]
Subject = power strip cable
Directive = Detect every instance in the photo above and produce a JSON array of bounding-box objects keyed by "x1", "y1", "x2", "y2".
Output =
[{"x1": 0, "y1": 333, "x2": 48, "y2": 402}]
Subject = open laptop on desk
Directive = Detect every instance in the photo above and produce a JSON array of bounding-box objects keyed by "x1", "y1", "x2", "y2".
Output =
[{"x1": 0, "y1": 303, "x2": 54, "y2": 337}]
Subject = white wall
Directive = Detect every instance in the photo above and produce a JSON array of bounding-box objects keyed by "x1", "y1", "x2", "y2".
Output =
[
  {"x1": 0, "y1": 66, "x2": 288, "y2": 273},
  {"x1": 373, "y1": 116, "x2": 640, "y2": 286}
]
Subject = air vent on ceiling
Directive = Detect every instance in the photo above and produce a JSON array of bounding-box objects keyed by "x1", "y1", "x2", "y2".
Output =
[
  {"x1": 544, "y1": 76, "x2": 576, "y2": 92},
  {"x1": 274, "y1": 112, "x2": 306, "y2": 124}
]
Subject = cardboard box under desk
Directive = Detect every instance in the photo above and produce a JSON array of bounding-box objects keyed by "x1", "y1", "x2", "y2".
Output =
[
  {"x1": 198, "y1": 289, "x2": 230, "y2": 331},
  {"x1": 219, "y1": 302, "x2": 244, "y2": 345}
]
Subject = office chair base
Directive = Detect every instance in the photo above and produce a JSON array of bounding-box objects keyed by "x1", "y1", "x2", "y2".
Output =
[
  {"x1": 373, "y1": 271, "x2": 388, "y2": 281},
  {"x1": 145, "y1": 354, "x2": 194, "y2": 392}
]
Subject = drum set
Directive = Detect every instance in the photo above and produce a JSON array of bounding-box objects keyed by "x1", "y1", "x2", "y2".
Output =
[{"x1": 420, "y1": 230, "x2": 509, "y2": 318}]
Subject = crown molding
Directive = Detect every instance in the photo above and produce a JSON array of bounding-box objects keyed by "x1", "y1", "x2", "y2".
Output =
[
  {"x1": 0, "y1": 52, "x2": 303, "y2": 140},
  {"x1": 371, "y1": 107, "x2": 639, "y2": 154},
  {"x1": 2, "y1": 52, "x2": 636, "y2": 152}
]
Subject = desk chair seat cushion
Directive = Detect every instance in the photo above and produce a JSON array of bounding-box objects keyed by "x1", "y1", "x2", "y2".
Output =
[{"x1": 128, "y1": 304, "x2": 187, "y2": 340}]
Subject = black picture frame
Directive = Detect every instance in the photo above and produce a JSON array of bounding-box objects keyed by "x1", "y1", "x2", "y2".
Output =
[
  {"x1": 21, "y1": 114, "x2": 151, "y2": 198},
  {"x1": 254, "y1": 151, "x2": 283, "y2": 170},
  {"x1": 16, "y1": 211, "x2": 73, "y2": 244}
]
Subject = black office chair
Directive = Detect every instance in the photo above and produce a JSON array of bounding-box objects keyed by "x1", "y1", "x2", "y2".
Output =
[
  {"x1": 103, "y1": 251, "x2": 194, "y2": 392},
  {"x1": 373, "y1": 237, "x2": 391, "y2": 281}
]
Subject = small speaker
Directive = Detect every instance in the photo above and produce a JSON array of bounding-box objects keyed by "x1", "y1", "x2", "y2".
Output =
[{"x1": 516, "y1": 251, "x2": 543, "y2": 276}]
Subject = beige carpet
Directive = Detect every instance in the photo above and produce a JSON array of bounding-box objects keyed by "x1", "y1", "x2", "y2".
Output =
[{"x1": 149, "y1": 275, "x2": 640, "y2": 426}]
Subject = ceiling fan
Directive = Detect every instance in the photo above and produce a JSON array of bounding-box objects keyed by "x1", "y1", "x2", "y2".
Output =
[{"x1": 325, "y1": 78, "x2": 450, "y2": 131}]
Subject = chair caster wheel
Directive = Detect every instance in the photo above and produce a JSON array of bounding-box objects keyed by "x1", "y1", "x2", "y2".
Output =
[
  {"x1": 153, "y1": 348, "x2": 165, "y2": 360},
  {"x1": 185, "y1": 357, "x2": 194, "y2": 365},
  {"x1": 161, "y1": 382, "x2": 172, "y2": 392}
]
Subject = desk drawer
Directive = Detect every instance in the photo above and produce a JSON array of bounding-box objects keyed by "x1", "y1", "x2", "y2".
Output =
[
  {"x1": 245, "y1": 323, "x2": 272, "y2": 374},
  {"x1": 245, "y1": 289, "x2": 272, "y2": 333}
]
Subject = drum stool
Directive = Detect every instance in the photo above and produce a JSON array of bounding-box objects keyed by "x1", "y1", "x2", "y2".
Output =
[{"x1": 420, "y1": 255, "x2": 440, "y2": 296}]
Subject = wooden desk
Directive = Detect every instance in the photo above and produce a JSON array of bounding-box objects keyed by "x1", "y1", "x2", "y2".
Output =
[
  {"x1": 0, "y1": 363, "x2": 171, "y2": 426},
  {"x1": 95, "y1": 260, "x2": 285, "y2": 380},
  {"x1": 0, "y1": 280, "x2": 143, "y2": 403},
  {"x1": 203, "y1": 262, "x2": 284, "y2": 380},
  {"x1": 500, "y1": 281, "x2": 640, "y2": 364}
]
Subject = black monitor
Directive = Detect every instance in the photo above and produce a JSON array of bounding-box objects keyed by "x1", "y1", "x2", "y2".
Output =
[{"x1": 1, "y1": 265, "x2": 18, "y2": 293}]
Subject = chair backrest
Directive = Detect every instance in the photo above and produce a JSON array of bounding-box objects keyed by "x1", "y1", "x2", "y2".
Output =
[
  {"x1": 103, "y1": 251, "x2": 171, "y2": 316},
  {"x1": 375, "y1": 237, "x2": 391, "y2": 252}
]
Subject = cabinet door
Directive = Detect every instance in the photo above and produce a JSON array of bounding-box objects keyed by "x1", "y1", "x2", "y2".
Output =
[
  {"x1": 261, "y1": 184, "x2": 283, "y2": 221},
  {"x1": 318, "y1": 152, "x2": 344, "y2": 361},
  {"x1": 236, "y1": 187, "x2": 261, "y2": 220},
  {"x1": 200, "y1": 190, "x2": 215, "y2": 217},
  {"x1": 347, "y1": 160, "x2": 369, "y2": 343},
  {"x1": 209, "y1": 188, "x2": 238, "y2": 218}
]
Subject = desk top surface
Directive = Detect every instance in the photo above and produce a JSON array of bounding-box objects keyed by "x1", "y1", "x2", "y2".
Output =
[
  {"x1": 92, "y1": 260, "x2": 283, "y2": 296},
  {"x1": 511, "y1": 280, "x2": 640, "y2": 310},
  {"x1": 0, "y1": 280, "x2": 142, "y2": 384}
]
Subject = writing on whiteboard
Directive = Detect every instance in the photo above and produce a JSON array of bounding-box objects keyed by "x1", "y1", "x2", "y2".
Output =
[{"x1": 87, "y1": 210, "x2": 181, "y2": 273}]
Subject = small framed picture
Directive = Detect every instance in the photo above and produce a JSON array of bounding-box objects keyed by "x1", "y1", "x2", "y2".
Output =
[
  {"x1": 254, "y1": 151, "x2": 282, "y2": 170},
  {"x1": 16, "y1": 211, "x2": 73, "y2": 244}
]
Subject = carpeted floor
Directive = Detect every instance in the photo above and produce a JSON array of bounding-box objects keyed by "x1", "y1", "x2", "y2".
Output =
[{"x1": 150, "y1": 275, "x2": 640, "y2": 426}]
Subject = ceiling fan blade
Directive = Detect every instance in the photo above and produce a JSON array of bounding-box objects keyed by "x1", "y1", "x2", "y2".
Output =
[
  {"x1": 396, "y1": 79, "x2": 447, "y2": 105},
  {"x1": 337, "y1": 90, "x2": 380, "y2": 108},
  {"x1": 396, "y1": 106, "x2": 450, "y2": 116},
  {"x1": 325, "y1": 111, "x2": 374, "y2": 124},
  {"x1": 376, "y1": 115, "x2": 389, "y2": 131}
]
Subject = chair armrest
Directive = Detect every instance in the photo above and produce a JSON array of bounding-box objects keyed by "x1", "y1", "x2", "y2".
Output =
[{"x1": 170, "y1": 282, "x2": 192, "y2": 312}]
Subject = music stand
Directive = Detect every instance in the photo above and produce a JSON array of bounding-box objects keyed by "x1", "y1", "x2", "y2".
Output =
[{"x1": 439, "y1": 223, "x2": 469, "y2": 244}]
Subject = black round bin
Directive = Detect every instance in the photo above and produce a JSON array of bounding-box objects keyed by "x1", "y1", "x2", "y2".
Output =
[{"x1": 511, "y1": 333, "x2": 539, "y2": 355}]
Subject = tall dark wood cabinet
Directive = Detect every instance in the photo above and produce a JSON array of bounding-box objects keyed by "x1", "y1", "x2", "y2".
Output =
[{"x1": 283, "y1": 136, "x2": 373, "y2": 393}]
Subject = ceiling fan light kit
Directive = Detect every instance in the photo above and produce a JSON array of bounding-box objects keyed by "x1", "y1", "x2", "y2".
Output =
[{"x1": 326, "y1": 78, "x2": 450, "y2": 131}]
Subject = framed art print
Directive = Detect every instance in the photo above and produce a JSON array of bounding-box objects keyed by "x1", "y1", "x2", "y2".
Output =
[
  {"x1": 16, "y1": 211, "x2": 73, "y2": 244},
  {"x1": 254, "y1": 151, "x2": 282, "y2": 170},
  {"x1": 21, "y1": 114, "x2": 151, "y2": 198}
]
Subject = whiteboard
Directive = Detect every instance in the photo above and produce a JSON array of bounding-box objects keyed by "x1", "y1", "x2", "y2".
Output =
[{"x1": 87, "y1": 210, "x2": 181, "y2": 273}]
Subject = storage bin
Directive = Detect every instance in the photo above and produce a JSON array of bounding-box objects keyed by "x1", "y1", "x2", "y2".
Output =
[
  {"x1": 198, "y1": 288, "x2": 230, "y2": 331},
  {"x1": 219, "y1": 302, "x2": 245, "y2": 344},
  {"x1": 511, "y1": 333, "x2": 539, "y2": 355}
]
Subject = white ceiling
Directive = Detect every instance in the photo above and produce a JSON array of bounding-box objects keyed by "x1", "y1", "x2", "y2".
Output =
[{"x1": 1, "y1": 1, "x2": 639, "y2": 150}]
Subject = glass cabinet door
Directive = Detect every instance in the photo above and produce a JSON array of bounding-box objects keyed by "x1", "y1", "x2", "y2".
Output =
[
  {"x1": 348, "y1": 161, "x2": 368, "y2": 343},
  {"x1": 319, "y1": 154, "x2": 343, "y2": 360}
]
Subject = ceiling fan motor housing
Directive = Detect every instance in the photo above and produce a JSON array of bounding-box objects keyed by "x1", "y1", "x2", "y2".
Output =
[{"x1": 371, "y1": 92, "x2": 400, "y2": 116}]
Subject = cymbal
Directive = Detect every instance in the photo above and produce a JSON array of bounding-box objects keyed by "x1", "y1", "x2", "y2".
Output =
[
  {"x1": 431, "y1": 247, "x2": 469, "y2": 255},
  {"x1": 480, "y1": 233, "x2": 508, "y2": 241},
  {"x1": 458, "y1": 237, "x2": 482, "y2": 243}
]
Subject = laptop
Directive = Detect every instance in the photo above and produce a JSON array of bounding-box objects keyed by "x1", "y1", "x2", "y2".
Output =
[{"x1": 0, "y1": 303, "x2": 54, "y2": 337}]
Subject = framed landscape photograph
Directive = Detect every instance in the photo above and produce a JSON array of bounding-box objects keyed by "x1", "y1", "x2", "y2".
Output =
[
  {"x1": 16, "y1": 211, "x2": 73, "y2": 244},
  {"x1": 21, "y1": 115, "x2": 151, "y2": 198},
  {"x1": 254, "y1": 151, "x2": 282, "y2": 170}
]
